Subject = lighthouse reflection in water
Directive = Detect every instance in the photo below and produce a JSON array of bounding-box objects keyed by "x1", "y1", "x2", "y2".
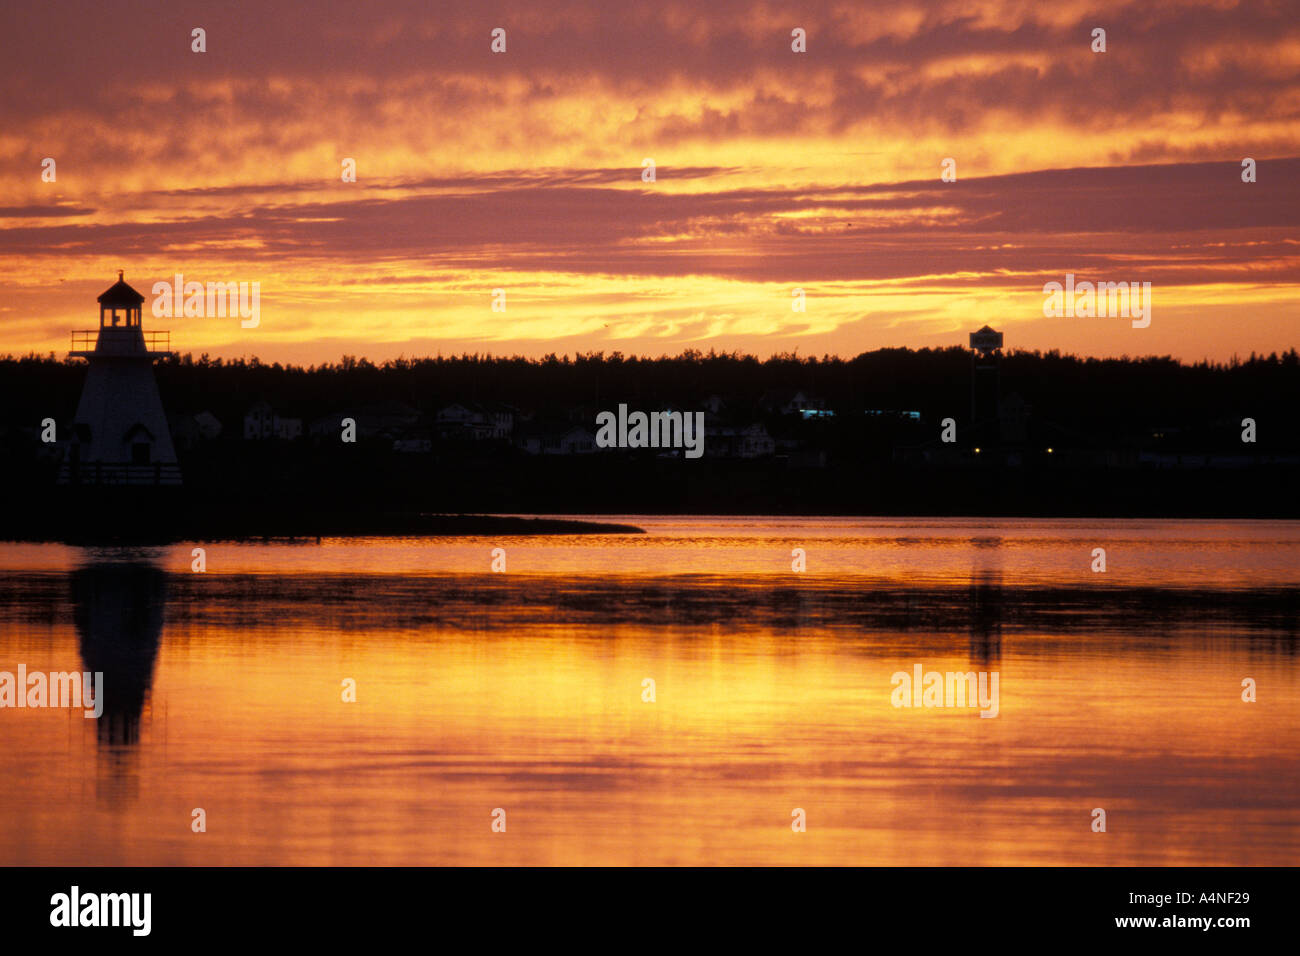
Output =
[{"x1": 72, "y1": 557, "x2": 165, "y2": 748}]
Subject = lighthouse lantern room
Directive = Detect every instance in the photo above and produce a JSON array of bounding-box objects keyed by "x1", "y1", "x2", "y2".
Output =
[{"x1": 60, "y1": 272, "x2": 181, "y2": 486}]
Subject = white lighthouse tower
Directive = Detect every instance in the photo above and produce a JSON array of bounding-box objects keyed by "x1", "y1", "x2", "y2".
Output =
[{"x1": 60, "y1": 272, "x2": 181, "y2": 486}]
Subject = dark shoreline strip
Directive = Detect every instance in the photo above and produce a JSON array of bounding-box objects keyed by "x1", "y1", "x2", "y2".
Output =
[{"x1": 0, "y1": 513, "x2": 646, "y2": 544}]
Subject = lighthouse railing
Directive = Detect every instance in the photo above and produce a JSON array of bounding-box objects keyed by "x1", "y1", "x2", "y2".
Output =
[{"x1": 69, "y1": 330, "x2": 171, "y2": 354}]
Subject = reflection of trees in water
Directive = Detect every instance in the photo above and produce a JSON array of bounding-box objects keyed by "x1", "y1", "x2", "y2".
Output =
[{"x1": 71, "y1": 561, "x2": 165, "y2": 748}]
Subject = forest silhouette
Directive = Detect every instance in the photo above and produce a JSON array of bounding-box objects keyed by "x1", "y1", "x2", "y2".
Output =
[{"x1": 3, "y1": 345, "x2": 1298, "y2": 537}]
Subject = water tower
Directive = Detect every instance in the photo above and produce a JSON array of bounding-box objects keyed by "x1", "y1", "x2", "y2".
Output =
[
  {"x1": 969, "y1": 325, "x2": 1003, "y2": 425},
  {"x1": 61, "y1": 272, "x2": 181, "y2": 485}
]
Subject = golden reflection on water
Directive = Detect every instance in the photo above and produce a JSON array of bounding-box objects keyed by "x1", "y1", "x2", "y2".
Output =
[{"x1": 0, "y1": 518, "x2": 1297, "y2": 865}]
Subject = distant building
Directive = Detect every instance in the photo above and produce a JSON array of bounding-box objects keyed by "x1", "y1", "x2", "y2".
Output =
[
  {"x1": 392, "y1": 429, "x2": 434, "y2": 453},
  {"x1": 484, "y1": 403, "x2": 515, "y2": 440},
  {"x1": 309, "y1": 414, "x2": 344, "y2": 440},
  {"x1": 244, "y1": 401, "x2": 272, "y2": 439},
  {"x1": 194, "y1": 411, "x2": 223, "y2": 440},
  {"x1": 761, "y1": 389, "x2": 827, "y2": 417},
  {"x1": 170, "y1": 411, "x2": 223, "y2": 451},
  {"x1": 244, "y1": 401, "x2": 302, "y2": 440},
  {"x1": 517, "y1": 422, "x2": 597, "y2": 455},
  {"x1": 865, "y1": 409, "x2": 921, "y2": 421},
  {"x1": 555, "y1": 426, "x2": 596, "y2": 454},
  {"x1": 436, "y1": 402, "x2": 515, "y2": 441},
  {"x1": 713, "y1": 423, "x2": 776, "y2": 458},
  {"x1": 436, "y1": 403, "x2": 484, "y2": 440},
  {"x1": 310, "y1": 401, "x2": 420, "y2": 441}
]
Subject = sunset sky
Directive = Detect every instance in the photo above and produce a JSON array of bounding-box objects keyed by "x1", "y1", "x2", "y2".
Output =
[{"x1": 3, "y1": 0, "x2": 1298, "y2": 365}]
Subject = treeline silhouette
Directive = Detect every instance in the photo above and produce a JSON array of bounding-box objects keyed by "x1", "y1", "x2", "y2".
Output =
[
  {"x1": 4, "y1": 346, "x2": 1298, "y2": 530},
  {"x1": 3, "y1": 346, "x2": 1298, "y2": 436}
]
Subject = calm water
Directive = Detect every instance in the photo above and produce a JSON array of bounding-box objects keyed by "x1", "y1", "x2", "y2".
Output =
[{"x1": 1, "y1": 516, "x2": 1297, "y2": 866}]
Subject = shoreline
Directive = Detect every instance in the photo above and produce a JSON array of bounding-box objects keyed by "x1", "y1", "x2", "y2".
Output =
[
  {"x1": 5, "y1": 501, "x2": 1300, "y2": 545},
  {"x1": 0, "y1": 512, "x2": 646, "y2": 545},
  {"x1": 4, "y1": 508, "x2": 1298, "y2": 546}
]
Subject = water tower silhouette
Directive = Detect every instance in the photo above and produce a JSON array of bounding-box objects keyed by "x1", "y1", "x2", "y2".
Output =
[
  {"x1": 969, "y1": 325, "x2": 1003, "y2": 426},
  {"x1": 61, "y1": 272, "x2": 181, "y2": 486}
]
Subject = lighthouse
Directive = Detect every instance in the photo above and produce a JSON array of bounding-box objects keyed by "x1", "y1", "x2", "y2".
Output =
[{"x1": 60, "y1": 272, "x2": 181, "y2": 486}]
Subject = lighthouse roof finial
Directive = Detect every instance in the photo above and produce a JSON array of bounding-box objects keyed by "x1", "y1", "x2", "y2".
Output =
[{"x1": 98, "y1": 270, "x2": 145, "y2": 307}]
